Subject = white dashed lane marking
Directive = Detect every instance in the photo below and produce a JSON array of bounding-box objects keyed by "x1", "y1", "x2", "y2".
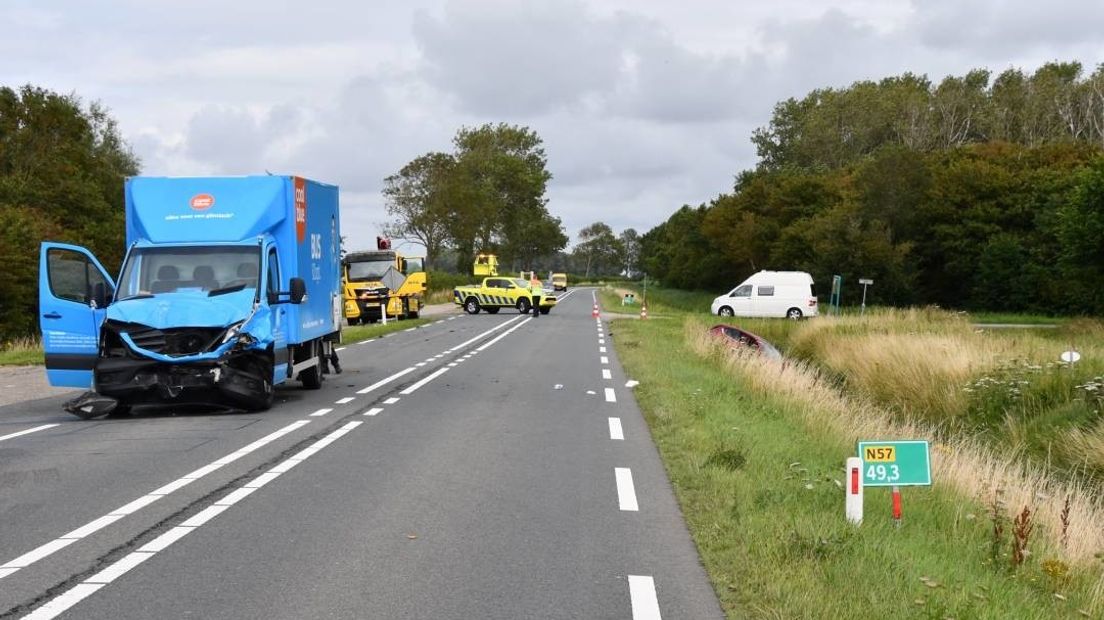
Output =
[
  {"x1": 309, "y1": 408, "x2": 333, "y2": 417},
  {"x1": 615, "y1": 468, "x2": 639, "y2": 511},
  {"x1": 335, "y1": 397, "x2": 355, "y2": 405},
  {"x1": 364, "y1": 408, "x2": 383, "y2": 417},
  {"x1": 384, "y1": 397, "x2": 400, "y2": 405},
  {"x1": 600, "y1": 356, "x2": 609, "y2": 365},
  {"x1": 602, "y1": 369, "x2": 612, "y2": 380},
  {"x1": 628, "y1": 575, "x2": 662, "y2": 620},
  {"x1": 608, "y1": 418, "x2": 624, "y2": 440},
  {"x1": 605, "y1": 388, "x2": 617, "y2": 403},
  {"x1": 599, "y1": 346, "x2": 607, "y2": 353}
]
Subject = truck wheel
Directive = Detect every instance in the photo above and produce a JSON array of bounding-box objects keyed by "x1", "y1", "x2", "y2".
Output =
[
  {"x1": 297, "y1": 344, "x2": 323, "y2": 390},
  {"x1": 485, "y1": 307, "x2": 500, "y2": 314},
  {"x1": 516, "y1": 298, "x2": 531, "y2": 314},
  {"x1": 464, "y1": 298, "x2": 481, "y2": 314},
  {"x1": 246, "y1": 358, "x2": 274, "y2": 411},
  {"x1": 539, "y1": 308, "x2": 550, "y2": 315},
  {"x1": 407, "y1": 310, "x2": 420, "y2": 319},
  {"x1": 347, "y1": 317, "x2": 360, "y2": 327}
]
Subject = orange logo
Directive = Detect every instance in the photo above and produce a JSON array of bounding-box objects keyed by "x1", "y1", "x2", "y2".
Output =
[
  {"x1": 190, "y1": 194, "x2": 215, "y2": 211},
  {"x1": 294, "y1": 177, "x2": 307, "y2": 242}
]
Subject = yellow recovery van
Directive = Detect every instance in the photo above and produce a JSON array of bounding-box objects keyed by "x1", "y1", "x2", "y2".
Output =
[{"x1": 342, "y1": 237, "x2": 426, "y2": 325}]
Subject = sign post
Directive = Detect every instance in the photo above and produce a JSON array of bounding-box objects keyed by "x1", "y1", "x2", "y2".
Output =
[
  {"x1": 856, "y1": 440, "x2": 931, "y2": 526},
  {"x1": 830, "y1": 275, "x2": 842, "y2": 315},
  {"x1": 858, "y1": 278, "x2": 873, "y2": 316},
  {"x1": 845, "y1": 456, "x2": 863, "y2": 524}
]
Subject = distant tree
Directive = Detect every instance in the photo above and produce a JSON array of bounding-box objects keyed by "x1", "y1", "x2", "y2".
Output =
[
  {"x1": 382, "y1": 152, "x2": 455, "y2": 269},
  {"x1": 573, "y1": 222, "x2": 620, "y2": 277},
  {"x1": 618, "y1": 228, "x2": 641, "y2": 277}
]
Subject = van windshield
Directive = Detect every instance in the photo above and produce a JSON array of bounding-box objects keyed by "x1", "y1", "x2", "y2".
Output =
[{"x1": 117, "y1": 246, "x2": 261, "y2": 300}]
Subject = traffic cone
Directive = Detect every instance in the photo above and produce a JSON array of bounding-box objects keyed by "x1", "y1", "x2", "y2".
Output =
[
  {"x1": 592, "y1": 303, "x2": 600, "y2": 318},
  {"x1": 640, "y1": 305, "x2": 648, "y2": 320}
]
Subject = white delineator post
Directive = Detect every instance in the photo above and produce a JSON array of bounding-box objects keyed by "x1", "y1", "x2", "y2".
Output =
[
  {"x1": 381, "y1": 302, "x2": 388, "y2": 325},
  {"x1": 846, "y1": 457, "x2": 863, "y2": 524}
]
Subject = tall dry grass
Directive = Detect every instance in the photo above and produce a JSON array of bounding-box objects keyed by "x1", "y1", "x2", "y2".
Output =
[{"x1": 688, "y1": 317, "x2": 1104, "y2": 570}]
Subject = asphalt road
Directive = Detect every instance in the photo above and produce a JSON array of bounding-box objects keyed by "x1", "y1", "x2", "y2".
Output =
[{"x1": 0, "y1": 290, "x2": 723, "y2": 620}]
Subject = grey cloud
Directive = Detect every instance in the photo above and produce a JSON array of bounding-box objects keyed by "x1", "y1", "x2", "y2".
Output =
[
  {"x1": 412, "y1": 0, "x2": 625, "y2": 116},
  {"x1": 914, "y1": 0, "x2": 1104, "y2": 59}
]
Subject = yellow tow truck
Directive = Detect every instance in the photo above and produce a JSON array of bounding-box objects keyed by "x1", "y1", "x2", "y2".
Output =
[{"x1": 342, "y1": 237, "x2": 426, "y2": 325}]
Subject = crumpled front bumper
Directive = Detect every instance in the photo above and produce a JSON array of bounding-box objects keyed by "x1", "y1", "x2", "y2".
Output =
[{"x1": 94, "y1": 356, "x2": 268, "y2": 407}]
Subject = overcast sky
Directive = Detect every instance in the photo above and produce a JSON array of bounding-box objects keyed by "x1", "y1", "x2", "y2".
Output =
[{"x1": 3, "y1": 0, "x2": 1102, "y2": 251}]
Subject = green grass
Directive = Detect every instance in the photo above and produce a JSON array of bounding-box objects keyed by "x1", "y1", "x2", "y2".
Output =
[
  {"x1": 611, "y1": 317, "x2": 1100, "y2": 618},
  {"x1": 342, "y1": 317, "x2": 431, "y2": 343},
  {"x1": 0, "y1": 339, "x2": 44, "y2": 366}
]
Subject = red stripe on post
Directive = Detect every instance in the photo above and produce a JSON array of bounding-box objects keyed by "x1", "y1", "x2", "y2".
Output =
[
  {"x1": 892, "y1": 487, "x2": 902, "y2": 521},
  {"x1": 850, "y1": 467, "x2": 859, "y2": 495}
]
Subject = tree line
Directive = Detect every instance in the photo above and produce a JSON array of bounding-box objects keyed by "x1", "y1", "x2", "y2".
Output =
[
  {"x1": 382, "y1": 123, "x2": 567, "y2": 273},
  {"x1": 640, "y1": 62, "x2": 1104, "y2": 315},
  {"x1": 0, "y1": 85, "x2": 138, "y2": 340}
]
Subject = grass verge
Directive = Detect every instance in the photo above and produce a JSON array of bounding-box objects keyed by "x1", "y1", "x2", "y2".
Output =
[
  {"x1": 342, "y1": 317, "x2": 431, "y2": 343},
  {"x1": 0, "y1": 337, "x2": 44, "y2": 366},
  {"x1": 612, "y1": 315, "x2": 1102, "y2": 618}
]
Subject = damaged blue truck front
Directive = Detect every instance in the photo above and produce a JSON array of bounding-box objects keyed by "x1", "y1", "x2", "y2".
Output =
[{"x1": 39, "y1": 176, "x2": 342, "y2": 417}]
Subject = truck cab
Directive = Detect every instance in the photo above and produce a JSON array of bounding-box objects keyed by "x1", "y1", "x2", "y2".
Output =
[{"x1": 341, "y1": 237, "x2": 426, "y2": 325}]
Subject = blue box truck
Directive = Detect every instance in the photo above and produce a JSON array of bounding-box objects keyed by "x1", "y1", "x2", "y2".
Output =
[{"x1": 38, "y1": 175, "x2": 342, "y2": 417}]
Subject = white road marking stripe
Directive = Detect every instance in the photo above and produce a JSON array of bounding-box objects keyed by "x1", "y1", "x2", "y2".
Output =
[
  {"x1": 138, "y1": 526, "x2": 195, "y2": 553},
  {"x1": 384, "y1": 397, "x2": 400, "y2": 404},
  {"x1": 628, "y1": 575, "x2": 662, "y2": 620},
  {"x1": 84, "y1": 551, "x2": 153, "y2": 584},
  {"x1": 599, "y1": 339, "x2": 605, "y2": 344},
  {"x1": 244, "y1": 472, "x2": 281, "y2": 489},
  {"x1": 364, "y1": 407, "x2": 383, "y2": 416},
  {"x1": 605, "y1": 388, "x2": 617, "y2": 403},
  {"x1": 215, "y1": 486, "x2": 258, "y2": 507},
  {"x1": 0, "y1": 419, "x2": 310, "y2": 578},
  {"x1": 0, "y1": 424, "x2": 58, "y2": 442},
  {"x1": 615, "y1": 468, "x2": 639, "y2": 511},
  {"x1": 448, "y1": 316, "x2": 524, "y2": 352},
  {"x1": 448, "y1": 316, "x2": 457, "y2": 320},
  {"x1": 476, "y1": 317, "x2": 532, "y2": 351},
  {"x1": 424, "y1": 357, "x2": 435, "y2": 362},
  {"x1": 434, "y1": 354, "x2": 445, "y2": 359},
  {"x1": 448, "y1": 362, "x2": 458, "y2": 367},
  {"x1": 600, "y1": 346, "x2": 607, "y2": 353},
  {"x1": 27, "y1": 421, "x2": 365, "y2": 620},
  {"x1": 357, "y1": 366, "x2": 416, "y2": 394},
  {"x1": 416, "y1": 362, "x2": 426, "y2": 367},
  {"x1": 181, "y1": 504, "x2": 230, "y2": 527},
  {"x1": 404, "y1": 328, "x2": 416, "y2": 332},
  {"x1": 62, "y1": 516, "x2": 123, "y2": 540},
  {"x1": 602, "y1": 369, "x2": 612, "y2": 380},
  {"x1": 600, "y1": 356, "x2": 609, "y2": 364},
  {"x1": 609, "y1": 418, "x2": 624, "y2": 440},
  {"x1": 335, "y1": 347, "x2": 346, "y2": 351},
  {"x1": 401, "y1": 367, "x2": 450, "y2": 395},
  {"x1": 23, "y1": 583, "x2": 105, "y2": 620},
  {"x1": 2, "y1": 539, "x2": 77, "y2": 569},
  {"x1": 310, "y1": 408, "x2": 333, "y2": 417},
  {"x1": 335, "y1": 397, "x2": 355, "y2": 405}
]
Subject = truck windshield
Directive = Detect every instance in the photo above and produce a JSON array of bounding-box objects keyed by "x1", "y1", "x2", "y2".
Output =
[
  {"x1": 346, "y1": 260, "x2": 393, "y2": 281},
  {"x1": 117, "y1": 246, "x2": 261, "y2": 299}
]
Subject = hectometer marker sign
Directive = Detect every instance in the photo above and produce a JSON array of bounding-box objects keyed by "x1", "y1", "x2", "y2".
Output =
[{"x1": 857, "y1": 440, "x2": 931, "y2": 487}]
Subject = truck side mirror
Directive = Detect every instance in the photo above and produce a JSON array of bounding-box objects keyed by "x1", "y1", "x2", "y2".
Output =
[{"x1": 289, "y1": 277, "x2": 307, "y2": 304}]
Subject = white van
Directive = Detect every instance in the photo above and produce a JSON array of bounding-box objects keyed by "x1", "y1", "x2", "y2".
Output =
[{"x1": 710, "y1": 271, "x2": 818, "y2": 319}]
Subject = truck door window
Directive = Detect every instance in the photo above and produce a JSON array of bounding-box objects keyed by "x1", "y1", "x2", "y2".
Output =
[
  {"x1": 266, "y1": 248, "x2": 280, "y2": 300},
  {"x1": 47, "y1": 248, "x2": 104, "y2": 304}
]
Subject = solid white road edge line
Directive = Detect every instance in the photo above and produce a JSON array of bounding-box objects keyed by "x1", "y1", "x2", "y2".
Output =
[
  {"x1": 609, "y1": 417, "x2": 624, "y2": 440},
  {"x1": 628, "y1": 575, "x2": 662, "y2": 620},
  {"x1": 475, "y1": 317, "x2": 532, "y2": 352},
  {"x1": 0, "y1": 419, "x2": 311, "y2": 577},
  {"x1": 448, "y1": 316, "x2": 523, "y2": 352},
  {"x1": 0, "y1": 424, "x2": 59, "y2": 442},
  {"x1": 615, "y1": 468, "x2": 639, "y2": 511},
  {"x1": 23, "y1": 421, "x2": 364, "y2": 620},
  {"x1": 357, "y1": 366, "x2": 416, "y2": 395},
  {"x1": 605, "y1": 388, "x2": 617, "y2": 403},
  {"x1": 400, "y1": 367, "x2": 450, "y2": 395}
]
